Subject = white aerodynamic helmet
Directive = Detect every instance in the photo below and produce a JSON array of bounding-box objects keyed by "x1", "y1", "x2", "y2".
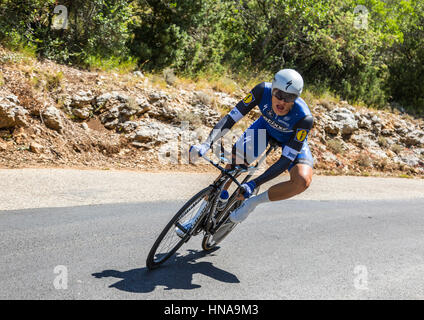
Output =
[{"x1": 272, "y1": 69, "x2": 304, "y2": 96}]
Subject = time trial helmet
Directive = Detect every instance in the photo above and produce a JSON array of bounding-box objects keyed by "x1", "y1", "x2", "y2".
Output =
[{"x1": 272, "y1": 69, "x2": 304, "y2": 97}]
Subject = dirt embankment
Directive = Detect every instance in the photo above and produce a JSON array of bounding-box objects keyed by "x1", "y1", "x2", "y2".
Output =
[{"x1": 0, "y1": 47, "x2": 423, "y2": 177}]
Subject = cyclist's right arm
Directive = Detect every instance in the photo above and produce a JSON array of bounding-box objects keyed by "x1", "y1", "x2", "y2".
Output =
[{"x1": 203, "y1": 82, "x2": 265, "y2": 147}]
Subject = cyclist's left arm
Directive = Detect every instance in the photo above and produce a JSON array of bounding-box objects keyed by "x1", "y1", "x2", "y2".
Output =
[
  {"x1": 250, "y1": 115, "x2": 314, "y2": 188},
  {"x1": 203, "y1": 82, "x2": 265, "y2": 147}
]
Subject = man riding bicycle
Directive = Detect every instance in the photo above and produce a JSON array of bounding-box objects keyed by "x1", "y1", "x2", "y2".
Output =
[{"x1": 178, "y1": 69, "x2": 313, "y2": 236}]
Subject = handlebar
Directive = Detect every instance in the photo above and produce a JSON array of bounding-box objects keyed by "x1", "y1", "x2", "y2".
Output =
[
  {"x1": 200, "y1": 154, "x2": 245, "y2": 190},
  {"x1": 194, "y1": 140, "x2": 278, "y2": 194}
]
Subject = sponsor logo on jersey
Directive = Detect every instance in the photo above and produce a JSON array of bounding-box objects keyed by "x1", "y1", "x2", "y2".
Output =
[
  {"x1": 282, "y1": 145, "x2": 299, "y2": 161},
  {"x1": 263, "y1": 105, "x2": 274, "y2": 118},
  {"x1": 263, "y1": 116, "x2": 293, "y2": 133},
  {"x1": 295, "y1": 129, "x2": 308, "y2": 142},
  {"x1": 242, "y1": 92, "x2": 255, "y2": 106},
  {"x1": 229, "y1": 107, "x2": 243, "y2": 122},
  {"x1": 277, "y1": 119, "x2": 290, "y2": 127}
]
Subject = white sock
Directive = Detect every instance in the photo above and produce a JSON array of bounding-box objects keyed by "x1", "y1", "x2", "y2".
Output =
[
  {"x1": 229, "y1": 190, "x2": 270, "y2": 223},
  {"x1": 248, "y1": 190, "x2": 270, "y2": 207}
]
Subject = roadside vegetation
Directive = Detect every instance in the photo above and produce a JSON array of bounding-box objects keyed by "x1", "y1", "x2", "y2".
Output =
[
  {"x1": 0, "y1": 0, "x2": 423, "y2": 115},
  {"x1": 1, "y1": 1, "x2": 423, "y2": 177}
]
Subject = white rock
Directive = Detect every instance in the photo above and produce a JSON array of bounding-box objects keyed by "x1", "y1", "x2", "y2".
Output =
[
  {"x1": 42, "y1": 106, "x2": 63, "y2": 132},
  {"x1": 0, "y1": 99, "x2": 29, "y2": 128}
]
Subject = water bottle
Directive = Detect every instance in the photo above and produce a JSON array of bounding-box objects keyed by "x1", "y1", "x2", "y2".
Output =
[{"x1": 216, "y1": 190, "x2": 229, "y2": 211}]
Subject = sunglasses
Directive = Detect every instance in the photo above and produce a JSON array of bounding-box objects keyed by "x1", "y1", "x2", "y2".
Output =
[{"x1": 272, "y1": 89, "x2": 297, "y2": 103}]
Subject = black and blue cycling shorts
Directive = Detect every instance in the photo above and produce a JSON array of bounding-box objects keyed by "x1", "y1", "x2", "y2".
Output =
[{"x1": 231, "y1": 116, "x2": 314, "y2": 171}]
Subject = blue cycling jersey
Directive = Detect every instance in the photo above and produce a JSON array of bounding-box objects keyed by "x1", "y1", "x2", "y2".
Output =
[
  {"x1": 254, "y1": 82, "x2": 312, "y2": 145},
  {"x1": 204, "y1": 82, "x2": 314, "y2": 187}
]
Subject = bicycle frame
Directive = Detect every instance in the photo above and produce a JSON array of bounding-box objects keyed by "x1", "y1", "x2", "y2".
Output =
[
  {"x1": 146, "y1": 139, "x2": 280, "y2": 269},
  {"x1": 195, "y1": 141, "x2": 278, "y2": 236}
]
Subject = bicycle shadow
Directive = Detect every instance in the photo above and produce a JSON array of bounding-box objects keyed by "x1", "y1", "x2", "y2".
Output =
[{"x1": 92, "y1": 248, "x2": 240, "y2": 293}]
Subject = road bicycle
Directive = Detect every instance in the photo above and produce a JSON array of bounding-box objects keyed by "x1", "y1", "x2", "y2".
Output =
[{"x1": 146, "y1": 141, "x2": 278, "y2": 270}]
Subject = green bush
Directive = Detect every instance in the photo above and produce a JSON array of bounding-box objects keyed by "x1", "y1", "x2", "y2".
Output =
[
  {"x1": 1, "y1": 0, "x2": 423, "y2": 113},
  {"x1": 0, "y1": 0, "x2": 133, "y2": 64},
  {"x1": 386, "y1": 0, "x2": 424, "y2": 112},
  {"x1": 129, "y1": 0, "x2": 241, "y2": 75}
]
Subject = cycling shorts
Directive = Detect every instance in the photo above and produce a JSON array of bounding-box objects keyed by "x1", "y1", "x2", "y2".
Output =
[{"x1": 231, "y1": 116, "x2": 314, "y2": 171}]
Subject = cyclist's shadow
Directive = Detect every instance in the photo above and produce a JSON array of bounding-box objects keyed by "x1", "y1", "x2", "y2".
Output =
[{"x1": 92, "y1": 248, "x2": 240, "y2": 293}]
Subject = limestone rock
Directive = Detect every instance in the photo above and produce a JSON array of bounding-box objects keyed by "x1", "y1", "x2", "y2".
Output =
[
  {"x1": 0, "y1": 98, "x2": 29, "y2": 129},
  {"x1": 42, "y1": 106, "x2": 63, "y2": 132},
  {"x1": 29, "y1": 142, "x2": 44, "y2": 154}
]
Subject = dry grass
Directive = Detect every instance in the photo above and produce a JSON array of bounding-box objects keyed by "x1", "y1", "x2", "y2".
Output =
[
  {"x1": 176, "y1": 110, "x2": 204, "y2": 127},
  {"x1": 194, "y1": 91, "x2": 212, "y2": 105},
  {"x1": 356, "y1": 152, "x2": 373, "y2": 168},
  {"x1": 327, "y1": 138, "x2": 345, "y2": 154},
  {"x1": 175, "y1": 74, "x2": 242, "y2": 96},
  {"x1": 210, "y1": 77, "x2": 240, "y2": 94},
  {"x1": 391, "y1": 144, "x2": 403, "y2": 155},
  {"x1": 146, "y1": 73, "x2": 168, "y2": 90},
  {"x1": 163, "y1": 68, "x2": 176, "y2": 86},
  {"x1": 377, "y1": 136, "x2": 389, "y2": 148}
]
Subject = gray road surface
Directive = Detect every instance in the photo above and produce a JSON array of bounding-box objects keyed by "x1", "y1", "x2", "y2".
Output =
[{"x1": 0, "y1": 169, "x2": 423, "y2": 299}]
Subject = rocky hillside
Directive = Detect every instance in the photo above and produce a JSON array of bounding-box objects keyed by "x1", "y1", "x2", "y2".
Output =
[{"x1": 0, "y1": 48, "x2": 423, "y2": 177}]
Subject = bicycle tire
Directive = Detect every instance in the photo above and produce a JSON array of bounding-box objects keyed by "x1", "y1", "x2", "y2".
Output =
[{"x1": 146, "y1": 185, "x2": 214, "y2": 270}]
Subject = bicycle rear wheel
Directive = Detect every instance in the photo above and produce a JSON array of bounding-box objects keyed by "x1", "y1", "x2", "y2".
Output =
[{"x1": 146, "y1": 186, "x2": 214, "y2": 270}]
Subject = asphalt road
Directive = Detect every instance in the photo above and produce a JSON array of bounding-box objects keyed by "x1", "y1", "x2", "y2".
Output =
[{"x1": 1, "y1": 169, "x2": 424, "y2": 299}]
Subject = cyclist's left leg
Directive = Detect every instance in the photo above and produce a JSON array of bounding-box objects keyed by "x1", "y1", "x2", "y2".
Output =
[
  {"x1": 229, "y1": 143, "x2": 313, "y2": 224},
  {"x1": 268, "y1": 143, "x2": 314, "y2": 201}
]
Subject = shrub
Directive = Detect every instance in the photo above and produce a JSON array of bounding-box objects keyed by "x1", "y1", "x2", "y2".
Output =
[
  {"x1": 327, "y1": 139, "x2": 345, "y2": 154},
  {"x1": 163, "y1": 68, "x2": 177, "y2": 86},
  {"x1": 357, "y1": 152, "x2": 373, "y2": 168},
  {"x1": 2, "y1": 0, "x2": 423, "y2": 113},
  {"x1": 176, "y1": 110, "x2": 204, "y2": 128},
  {"x1": 377, "y1": 136, "x2": 389, "y2": 148},
  {"x1": 0, "y1": 0, "x2": 133, "y2": 65},
  {"x1": 194, "y1": 91, "x2": 212, "y2": 106},
  {"x1": 391, "y1": 144, "x2": 403, "y2": 155},
  {"x1": 45, "y1": 71, "x2": 63, "y2": 91}
]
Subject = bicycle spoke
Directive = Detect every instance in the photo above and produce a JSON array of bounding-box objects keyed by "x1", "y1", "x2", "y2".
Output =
[{"x1": 147, "y1": 190, "x2": 211, "y2": 267}]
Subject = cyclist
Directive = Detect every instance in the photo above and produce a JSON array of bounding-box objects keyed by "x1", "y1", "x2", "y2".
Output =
[{"x1": 177, "y1": 69, "x2": 313, "y2": 237}]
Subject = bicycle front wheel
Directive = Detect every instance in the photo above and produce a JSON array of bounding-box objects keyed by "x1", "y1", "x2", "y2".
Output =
[{"x1": 146, "y1": 186, "x2": 214, "y2": 270}]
